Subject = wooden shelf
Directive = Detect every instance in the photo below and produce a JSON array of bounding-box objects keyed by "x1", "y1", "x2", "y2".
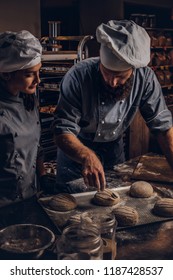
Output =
[
  {"x1": 161, "y1": 84, "x2": 173, "y2": 89},
  {"x1": 151, "y1": 46, "x2": 173, "y2": 49},
  {"x1": 146, "y1": 28, "x2": 173, "y2": 32}
]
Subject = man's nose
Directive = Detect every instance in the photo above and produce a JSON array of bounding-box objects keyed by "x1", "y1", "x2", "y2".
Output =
[{"x1": 109, "y1": 77, "x2": 119, "y2": 87}]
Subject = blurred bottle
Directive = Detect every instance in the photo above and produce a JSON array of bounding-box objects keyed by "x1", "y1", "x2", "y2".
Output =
[
  {"x1": 48, "y1": 21, "x2": 61, "y2": 51},
  {"x1": 148, "y1": 15, "x2": 156, "y2": 28},
  {"x1": 130, "y1": 14, "x2": 142, "y2": 26},
  {"x1": 141, "y1": 14, "x2": 149, "y2": 28}
]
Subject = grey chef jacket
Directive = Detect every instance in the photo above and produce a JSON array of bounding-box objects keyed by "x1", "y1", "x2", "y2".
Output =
[
  {"x1": 53, "y1": 57, "x2": 172, "y2": 142},
  {"x1": 53, "y1": 57, "x2": 173, "y2": 192},
  {"x1": 0, "y1": 87, "x2": 41, "y2": 207}
]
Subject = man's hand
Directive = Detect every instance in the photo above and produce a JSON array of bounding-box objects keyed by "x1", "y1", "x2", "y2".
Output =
[
  {"x1": 157, "y1": 127, "x2": 173, "y2": 170},
  {"x1": 82, "y1": 151, "x2": 106, "y2": 191},
  {"x1": 55, "y1": 133, "x2": 106, "y2": 191}
]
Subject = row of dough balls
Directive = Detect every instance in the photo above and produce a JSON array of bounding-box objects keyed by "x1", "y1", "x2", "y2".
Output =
[
  {"x1": 92, "y1": 183, "x2": 144, "y2": 226},
  {"x1": 112, "y1": 197, "x2": 173, "y2": 227},
  {"x1": 92, "y1": 181, "x2": 154, "y2": 209},
  {"x1": 93, "y1": 181, "x2": 173, "y2": 226},
  {"x1": 48, "y1": 181, "x2": 173, "y2": 227}
]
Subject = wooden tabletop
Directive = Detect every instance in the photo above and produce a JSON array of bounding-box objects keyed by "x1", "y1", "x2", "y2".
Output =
[
  {"x1": 112, "y1": 153, "x2": 173, "y2": 260},
  {"x1": 1, "y1": 153, "x2": 173, "y2": 260}
]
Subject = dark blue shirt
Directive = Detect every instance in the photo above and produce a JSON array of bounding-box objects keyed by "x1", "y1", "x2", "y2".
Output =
[{"x1": 53, "y1": 57, "x2": 173, "y2": 142}]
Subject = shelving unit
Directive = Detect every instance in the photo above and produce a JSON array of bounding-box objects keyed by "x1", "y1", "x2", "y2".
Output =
[
  {"x1": 38, "y1": 35, "x2": 94, "y2": 162},
  {"x1": 129, "y1": 27, "x2": 173, "y2": 159},
  {"x1": 147, "y1": 28, "x2": 173, "y2": 118}
]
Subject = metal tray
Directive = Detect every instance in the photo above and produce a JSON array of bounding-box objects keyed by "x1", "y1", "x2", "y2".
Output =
[{"x1": 38, "y1": 185, "x2": 173, "y2": 232}]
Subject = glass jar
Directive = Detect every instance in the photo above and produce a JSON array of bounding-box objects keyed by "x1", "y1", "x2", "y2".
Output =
[
  {"x1": 56, "y1": 223, "x2": 103, "y2": 260},
  {"x1": 81, "y1": 212, "x2": 117, "y2": 260},
  {"x1": 95, "y1": 213, "x2": 117, "y2": 260}
]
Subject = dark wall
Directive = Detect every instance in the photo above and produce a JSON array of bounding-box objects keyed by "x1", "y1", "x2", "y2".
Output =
[
  {"x1": 0, "y1": 0, "x2": 172, "y2": 38},
  {"x1": 40, "y1": 0, "x2": 124, "y2": 36},
  {"x1": 0, "y1": 0, "x2": 41, "y2": 37},
  {"x1": 124, "y1": 2, "x2": 173, "y2": 28},
  {"x1": 79, "y1": 0, "x2": 123, "y2": 35},
  {"x1": 40, "y1": 0, "x2": 173, "y2": 36},
  {"x1": 41, "y1": 5, "x2": 79, "y2": 36}
]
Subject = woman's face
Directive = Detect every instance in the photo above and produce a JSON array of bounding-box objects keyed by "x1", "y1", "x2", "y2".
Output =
[{"x1": 7, "y1": 63, "x2": 42, "y2": 95}]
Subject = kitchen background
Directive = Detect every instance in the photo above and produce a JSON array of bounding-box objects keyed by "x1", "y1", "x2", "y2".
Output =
[
  {"x1": 1, "y1": 0, "x2": 173, "y2": 161},
  {"x1": 0, "y1": 0, "x2": 172, "y2": 37}
]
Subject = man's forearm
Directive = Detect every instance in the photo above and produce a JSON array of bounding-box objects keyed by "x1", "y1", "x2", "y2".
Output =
[
  {"x1": 54, "y1": 133, "x2": 95, "y2": 164},
  {"x1": 157, "y1": 127, "x2": 173, "y2": 169}
]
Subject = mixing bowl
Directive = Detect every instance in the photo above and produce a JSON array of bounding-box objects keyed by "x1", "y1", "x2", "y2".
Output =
[{"x1": 0, "y1": 223, "x2": 55, "y2": 259}]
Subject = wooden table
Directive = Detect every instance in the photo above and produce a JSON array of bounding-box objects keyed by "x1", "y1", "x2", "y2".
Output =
[
  {"x1": 1, "y1": 153, "x2": 173, "y2": 260},
  {"x1": 112, "y1": 154, "x2": 173, "y2": 260}
]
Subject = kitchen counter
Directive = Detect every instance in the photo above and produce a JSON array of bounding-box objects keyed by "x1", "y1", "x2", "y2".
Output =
[
  {"x1": 116, "y1": 219, "x2": 173, "y2": 260},
  {"x1": 1, "y1": 153, "x2": 173, "y2": 260},
  {"x1": 106, "y1": 154, "x2": 172, "y2": 260},
  {"x1": 111, "y1": 154, "x2": 173, "y2": 260},
  {"x1": 62, "y1": 153, "x2": 173, "y2": 260},
  {"x1": 43, "y1": 153, "x2": 173, "y2": 260}
]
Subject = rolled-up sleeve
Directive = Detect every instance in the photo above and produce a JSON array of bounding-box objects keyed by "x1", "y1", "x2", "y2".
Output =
[
  {"x1": 140, "y1": 70, "x2": 173, "y2": 133},
  {"x1": 52, "y1": 71, "x2": 82, "y2": 137}
]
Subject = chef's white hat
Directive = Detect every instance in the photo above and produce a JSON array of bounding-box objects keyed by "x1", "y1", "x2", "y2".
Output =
[
  {"x1": 0, "y1": 30, "x2": 42, "y2": 72},
  {"x1": 96, "y1": 20, "x2": 151, "y2": 71}
]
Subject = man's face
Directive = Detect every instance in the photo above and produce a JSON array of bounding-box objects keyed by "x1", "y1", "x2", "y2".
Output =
[{"x1": 100, "y1": 63, "x2": 133, "y2": 89}]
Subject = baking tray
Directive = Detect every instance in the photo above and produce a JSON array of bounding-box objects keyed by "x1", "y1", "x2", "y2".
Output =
[{"x1": 38, "y1": 185, "x2": 173, "y2": 232}]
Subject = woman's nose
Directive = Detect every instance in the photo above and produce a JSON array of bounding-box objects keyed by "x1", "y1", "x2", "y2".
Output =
[{"x1": 34, "y1": 73, "x2": 41, "y2": 84}]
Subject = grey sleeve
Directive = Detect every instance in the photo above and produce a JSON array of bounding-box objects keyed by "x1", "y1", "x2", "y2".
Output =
[
  {"x1": 139, "y1": 70, "x2": 173, "y2": 133},
  {"x1": 52, "y1": 72, "x2": 82, "y2": 137}
]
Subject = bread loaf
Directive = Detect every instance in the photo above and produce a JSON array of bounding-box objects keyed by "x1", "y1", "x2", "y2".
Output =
[
  {"x1": 112, "y1": 206, "x2": 139, "y2": 226},
  {"x1": 49, "y1": 193, "x2": 77, "y2": 212},
  {"x1": 130, "y1": 181, "x2": 153, "y2": 198},
  {"x1": 153, "y1": 198, "x2": 173, "y2": 217},
  {"x1": 92, "y1": 189, "x2": 120, "y2": 206}
]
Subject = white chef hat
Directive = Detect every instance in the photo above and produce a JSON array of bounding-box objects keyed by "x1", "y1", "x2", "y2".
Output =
[
  {"x1": 0, "y1": 30, "x2": 42, "y2": 73},
  {"x1": 96, "y1": 20, "x2": 151, "y2": 71}
]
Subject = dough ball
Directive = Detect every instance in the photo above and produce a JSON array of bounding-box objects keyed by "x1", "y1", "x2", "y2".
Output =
[
  {"x1": 153, "y1": 198, "x2": 173, "y2": 217},
  {"x1": 130, "y1": 181, "x2": 153, "y2": 198},
  {"x1": 49, "y1": 193, "x2": 77, "y2": 212},
  {"x1": 66, "y1": 213, "x2": 93, "y2": 226},
  {"x1": 66, "y1": 214, "x2": 82, "y2": 225},
  {"x1": 92, "y1": 189, "x2": 120, "y2": 206},
  {"x1": 112, "y1": 206, "x2": 139, "y2": 226}
]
